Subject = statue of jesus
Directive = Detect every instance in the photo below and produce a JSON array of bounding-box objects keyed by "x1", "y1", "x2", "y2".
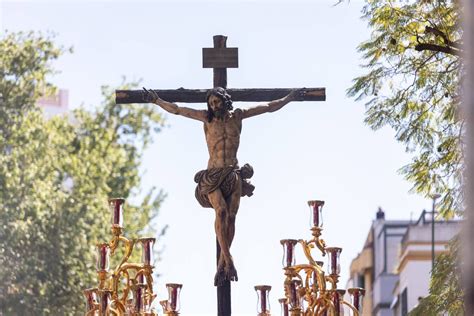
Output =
[{"x1": 143, "y1": 87, "x2": 305, "y2": 286}]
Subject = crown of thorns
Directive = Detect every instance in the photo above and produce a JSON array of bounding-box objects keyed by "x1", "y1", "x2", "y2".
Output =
[{"x1": 206, "y1": 87, "x2": 233, "y2": 110}]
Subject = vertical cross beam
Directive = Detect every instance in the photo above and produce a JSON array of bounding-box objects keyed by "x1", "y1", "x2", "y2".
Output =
[
  {"x1": 116, "y1": 34, "x2": 325, "y2": 316},
  {"x1": 203, "y1": 35, "x2": 239, "y2": 316},
  {"x1": 203, "y1": 35, "x2": 239, "y2": 89}
]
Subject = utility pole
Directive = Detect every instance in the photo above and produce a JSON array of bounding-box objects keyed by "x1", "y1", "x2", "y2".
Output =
[{"x1": 431, "y1": 194, "x2": 440, "y2": 270}]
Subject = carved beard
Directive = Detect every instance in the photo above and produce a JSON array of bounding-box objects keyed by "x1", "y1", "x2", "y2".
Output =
[{"x1": 212, "y1": 107, "x2": 228, "y2": 120}]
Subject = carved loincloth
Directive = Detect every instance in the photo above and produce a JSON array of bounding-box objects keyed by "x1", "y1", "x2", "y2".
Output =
[{"x1": 194, "y1": 164, "x2": 255, "y2": 208}]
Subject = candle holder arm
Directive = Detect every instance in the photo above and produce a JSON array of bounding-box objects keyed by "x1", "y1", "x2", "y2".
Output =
[
  {"x1": 292, "y1": 263, "x2": 327, "y2": 293},
  {"x1": 86, "y1": 306, "x2": 98, "y2": 316},
  {"x1": 318, "y1": 298, "x2": 336, "y2": 316},
  {"x1": 341, "y1": 300, "x2": 360, "y2": 316},
  {"x1": 325, "y1": 275, "x2": 337, "y2": 290},
  {"x1": 109, "y1": 236, "x2": 136, "y2": 268},
  {"x1": 111, "y1": 262, "x2": 143, "y2": 300}
]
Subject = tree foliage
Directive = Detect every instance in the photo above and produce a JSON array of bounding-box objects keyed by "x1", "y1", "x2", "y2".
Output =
[
  {"x1": 410, "y1": 238, "x2": 463, "y2": 315},
  {"x1": 0, "y1": 32, "x2": 167, "y2": 315},
  {"x1": 347, "y1": 0, "x2": 463, "y2": 314},
  {"x1": 348, "y1": 0, "x2": 463, "y2": 217}
]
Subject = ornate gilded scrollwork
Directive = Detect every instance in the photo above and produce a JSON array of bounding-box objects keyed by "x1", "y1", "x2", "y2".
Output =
[
  {"x1": 83, "y1": 198, "x2": 182, "y2": 316},
  {"x1": 275, "y1": 200, "x2": 365, "y2": 316}
]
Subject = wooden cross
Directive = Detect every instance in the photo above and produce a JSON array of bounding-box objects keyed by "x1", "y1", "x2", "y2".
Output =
[{"x1": 116, "y1": 35, "x2": 326, "y2": 316}]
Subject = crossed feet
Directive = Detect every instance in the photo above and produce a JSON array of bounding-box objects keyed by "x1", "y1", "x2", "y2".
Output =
[{"x1": 214, "y1": 257, "x2": 238, "y2": 287}]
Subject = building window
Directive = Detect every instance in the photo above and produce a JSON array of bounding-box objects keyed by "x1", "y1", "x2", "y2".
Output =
[
  {"x1": 401, "y1": 287, "x2": 408, "y2": 316},
  {"x1": 357, "y1": 273, "x2": 365, "y2": 289}
]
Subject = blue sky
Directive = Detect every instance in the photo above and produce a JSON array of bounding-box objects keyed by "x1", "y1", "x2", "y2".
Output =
[{"x1": 2, "y1": 1, "x2": 430, "y2": 314}]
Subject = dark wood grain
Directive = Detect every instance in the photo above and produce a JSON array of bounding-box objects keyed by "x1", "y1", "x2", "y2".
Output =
[
  {"x1": 203, "y1": 48, "x2": 239, "y2": 68},
  {"x1": 116, "y1": 88, "x2": 326, "y2": 104}
]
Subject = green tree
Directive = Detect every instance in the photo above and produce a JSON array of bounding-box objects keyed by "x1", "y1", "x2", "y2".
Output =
[
  {"x1": 347, "y1": 0, "x2": 463, "y2": 314},
  {"x1": 348, "y1": 0, "x2": 462, "y2": 216},
  {"x1": 410, "y1": 239, "x2": 463, "y2": 315},
  {"x1": 0, "y1": 32, "x2": 166, "y2": 315}
]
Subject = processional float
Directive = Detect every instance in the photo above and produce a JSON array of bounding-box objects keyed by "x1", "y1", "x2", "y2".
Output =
[
  {"x1": 83, "y1": 199, "x2": 365, "y2": 315},
  {"x1": 83, "y1": 198, "x2": 181, "y2": 316}
]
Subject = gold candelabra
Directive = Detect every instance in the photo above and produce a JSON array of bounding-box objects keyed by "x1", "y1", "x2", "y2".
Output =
[
  {"x1": 83, "y1": 198, "x2": 182, "y2": 316},
  {"x1": 83, "y1": 198, "x2": 363, "y2": 315},
  {"x1": 253, "y1": 200, "x2": 365, "y2": 316}
]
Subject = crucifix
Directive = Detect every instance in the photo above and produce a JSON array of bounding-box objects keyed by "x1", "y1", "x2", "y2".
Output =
[{"x1": 115, "y1": 35, "x2": 326, "y2": 316}]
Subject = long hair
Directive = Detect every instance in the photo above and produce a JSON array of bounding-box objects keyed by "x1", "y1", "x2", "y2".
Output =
[{"x1": 206, "y1": 87, "x2": 233, "y2": 122}]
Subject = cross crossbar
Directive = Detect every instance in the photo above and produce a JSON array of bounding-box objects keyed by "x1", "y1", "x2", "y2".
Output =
[
  {"x1": 115, "y1": 87, "x2": 326, "y2": 104},
  {"x1": 115, "y1": 34, "x2": 326, "y2": 316}
]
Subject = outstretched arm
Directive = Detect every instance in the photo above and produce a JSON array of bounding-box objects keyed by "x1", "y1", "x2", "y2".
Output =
[
  {"x1": 241, "y1": 89, "x2": 307, "y2": 119},
  {"x1": 143, "y1": 87, "x2": 207, "y2": 122}
]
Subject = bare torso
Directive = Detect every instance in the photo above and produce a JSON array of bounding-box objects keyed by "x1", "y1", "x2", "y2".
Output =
[
  {"x1": 204, "y1": 110, "x2": 242, "y2": 169},
  {"x1": 143, "y1": 87, "x2": 303, "y2": 285}
]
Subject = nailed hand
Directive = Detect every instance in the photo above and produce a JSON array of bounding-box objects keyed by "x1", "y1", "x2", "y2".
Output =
[
  {"x1": 288, "y1": 88, "x2": 307, "y2": 101},
  {"x1": 142, "y1": 87, "x2": 160, "y2": 103}
]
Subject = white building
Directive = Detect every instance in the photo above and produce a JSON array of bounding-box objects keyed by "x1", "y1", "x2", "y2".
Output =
[
  {"x1": 347, "y1": 208, "x2": 460, "y2": 316},
  {"x1": 391, "y1": 211, "x2": 460, "y2": 315}
]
